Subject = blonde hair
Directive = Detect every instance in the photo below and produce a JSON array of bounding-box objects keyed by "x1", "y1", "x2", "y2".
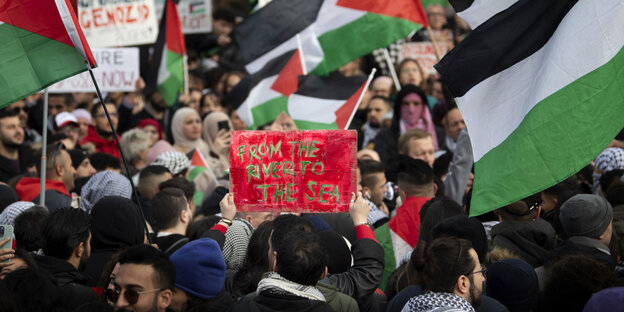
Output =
[{"x1": 398, "y1": 129, "x2": 431, "y2": 155}]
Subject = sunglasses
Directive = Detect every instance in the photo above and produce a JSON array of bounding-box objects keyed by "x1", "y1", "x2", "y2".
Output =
[
  {"x1": 105, "y1": 288, "x2": 162, "y2": 305},
  {"x1": 10, "y1": 106, "x2": 27, "y2": 114}
]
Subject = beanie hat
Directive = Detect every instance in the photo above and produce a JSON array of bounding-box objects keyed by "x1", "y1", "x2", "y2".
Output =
[
  {"x1": 583, "y1": 287, "x2": 624, "y2": 312},
  {"x1": 432, "y1": 215, "x2": 487, "y2": 262},
  {"x1": 317, "y1": 230, "x2": 352, "y2": 274},
  {"x1": 486, "y1": 259, "x2": 538, "y2": 312},
  {"x1": 559, "y1": 194, "x2": 613, "y2": 238},
  {"x1": 68, "y1": 149, "x2": 88, "y2": 169},
  {"x1": 170, "y1": 238, "x2": 226, "y2": 299},
  {"x1": 72, "y1": 108, "x2": 92, "y2": 123}
]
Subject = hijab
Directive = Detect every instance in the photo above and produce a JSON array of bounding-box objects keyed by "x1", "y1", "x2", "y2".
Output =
[{"x1": 172, "y1": 108, "x2": 209, "y2": 154}]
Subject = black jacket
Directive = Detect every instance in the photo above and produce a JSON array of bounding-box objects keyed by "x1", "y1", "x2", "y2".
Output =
[
  {"x1": 0, "y1": 144, "x2": 35, "y2": 183},
  {"x1": 156, "y1": 233, "x2": 189, "y2": 256},
  {"x1": 33, "y1": 254, "x2": 98, "y2": 310},
  {"x1": 233, "y1": 291, "x2": 334, "y2": 312},
  {"x1": 491, "y1": 219, "x2": 556, "y2": 267},
  {"x1": 387, "y1": 285, "x2": 509, "y2": 312},
  {"x1": 327, "y1": 237, "x2": 385, "y2": 312}
]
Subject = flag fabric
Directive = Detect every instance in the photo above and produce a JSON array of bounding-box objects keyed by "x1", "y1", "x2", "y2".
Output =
[
  {"x1": 374, "y1": 197, "x2": 430, "y2": 291},
  {"x1": 0, "y1": 0, "x2": 96, "y2": 108},
  {"x1": 435, "y1": 0, "x2": 624, "y2": 216},
  {"x1": 229, "y1": 50, "x2": 304, "y2": 129},
  {"x1": 148, "y1": 0, "x2": 186, "y2": 106},
  {"x1": 188, "y1": 148, "x2": 208, "y2": 181},
  {"x1": 235, "y1": 0, "x2": 428, "y2": 76},
  {"x1": 287, "y1": 74, "x2": 367, "y2": 129}
]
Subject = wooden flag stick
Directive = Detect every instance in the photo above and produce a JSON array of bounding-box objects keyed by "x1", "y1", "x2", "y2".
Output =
[
  {"x1": 39, "y1": 89, "x2": 49, "y2": 206},
  {"x1": 296, "y1": 34, "x2": 308, "y2": 75},
  {"x1": 426, "y1": 26, "x2": 443, "y2": 61},
  {"x1": 382, "y1": 48, "x2": 401, "y2": 91}
]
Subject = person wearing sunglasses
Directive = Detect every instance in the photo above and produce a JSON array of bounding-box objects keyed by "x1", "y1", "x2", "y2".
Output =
[
  {"x1": 5, "y1": 99, "x2": 42, "y2": 145},
  {"x1": 109, "y1": 244, "x2": 175, "y2": 312}
]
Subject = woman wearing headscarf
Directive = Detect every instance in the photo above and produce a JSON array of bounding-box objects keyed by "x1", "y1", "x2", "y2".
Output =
[
  {"x1": 373, "y1": 85, "x2": 438, "y2": 165},
  {"x1": 137, "y1": 118, "x2": 164, "y2": 147},
  {"x1": 202, "y1": 112, "x2": 232, "y2": 167}
]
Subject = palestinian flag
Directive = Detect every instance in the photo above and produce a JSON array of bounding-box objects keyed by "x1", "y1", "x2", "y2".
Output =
[
  {"x1": 148, "y1": 0, "x2": 186, "y2": 106},
  {"x1": 187, "y1": 148, "x2": 208, "y2": 206},
  {"x1": 288, "y1": 74, "x2": 367, "y2": 129},
  {"x1": 236, "y1": 0, "x2": 427, "y2": 76},
  {"x1": 374, "y1": 196, "x2": 430, "y2": 291},
  {"x1": 0, "y1": 0, "x2": 96, "y2": 108},
  {"x1": 435, "y1": 0, "x2": 624, "y2": 216},
  {"x1": 229, "y1": 50, "x2": 304, "y2": 129}
]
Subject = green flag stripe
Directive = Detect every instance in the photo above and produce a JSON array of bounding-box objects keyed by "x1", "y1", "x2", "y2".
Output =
[
  {"x1": 249, "y1": 95, "x2": 289, "y2": 128},
  {"x1": 188, "y1": 166, "x2": 207, "y2": 181},
  {"x1": 470, "y1": 44, "x2": 624, "y2": 216},
  {"x1": 0, "y1": 23, "x2": 87, "y2": 108},
  {"x1": 159, "y1": 50, "x2": 184, "y2": 106},
  {"x1": 311, "y1": 13, "x2": 421, "y2": 76},
  {"x1": 292, "y1": 119, "x2": 338, "y2": 130},
  {"x1": 374, "y1": 224, "x2": 396, "y2": 291}
]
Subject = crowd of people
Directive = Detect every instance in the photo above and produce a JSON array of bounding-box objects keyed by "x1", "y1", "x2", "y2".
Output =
[{"x1": 1, "y1": 2, "x2": 624, "y2": 312}]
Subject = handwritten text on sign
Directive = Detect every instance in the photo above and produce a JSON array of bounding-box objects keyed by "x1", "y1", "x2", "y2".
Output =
[
  {"x1": 78, "y1": 0, "x2": 158, "y2": 47},
  {"x1": 48, "y1": 48, "x2": 139, "y2": 93},
  {"x1": 230, "y1": 130, "x2": 357, "y2": 212}
]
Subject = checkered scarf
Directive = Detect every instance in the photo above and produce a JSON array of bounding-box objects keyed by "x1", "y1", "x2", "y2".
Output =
[
  {"x1": 372, "y1": 39, "x2": 406, "y2": 76},
  {"x1": 152, "y1": 151, "x2": 191, "y2": 176},
  {"x1": 402, "y1": 291, "x2": 475, "y2": 312},
  {"x1": 593, "y1": 147, "x2": 624, "y2": 193},
  {"x1": 81, "y1": 171, "x2": 132, "y2": 213},
  {"x1": 223, "y1": 218, "x2": 254, "y2": 270},
  {"x1": 256, "y1": 272, "x2": 325, "y2": 302},
  {"x1": 0, "y1": 201, "x2": 35, "y2": 226}
]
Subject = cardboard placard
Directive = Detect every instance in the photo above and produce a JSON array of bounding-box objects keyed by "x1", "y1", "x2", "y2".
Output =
[
  {"x1": 78, "y1": 0, "x2": 159, "y2": 47},
  {"x1": 155, "y1": 0, "x2": 212, "y2": 34},
  {"x1": 230, "y1": 130, "x2": 357, "y2": 213},
  {"x1": 48, "y1": 48, "x2": 139, "y2": 93},
  {"x1": 399, "y1": 42, "x2": 450, "y2": 75}
]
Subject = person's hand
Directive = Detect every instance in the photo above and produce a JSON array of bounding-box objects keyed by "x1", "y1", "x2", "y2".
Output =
[
  {"x1": 0, "y1": 238, "x2": 15, "y2": 270},
  {"x1": 178, "y1": 92, "x2": 190, "y2": 106},
  {"x1": 220, "y1": 193, "x2": 237, "y2": 220},
  {"x1": 127, "y1": 92, "x2": 145, "y2": 115},
  {"x1": 217, "y1": 34, "x2": 232, "y2": 47},
  {"x1": 135, "y1": 77, "x2": 146, "y2": 92},
  {"x1": 349, "y1": 192, "x2": 369, "y2": 225},
  {"x1": 212, "y1": 129, "x2": 231, "y2": 156}
]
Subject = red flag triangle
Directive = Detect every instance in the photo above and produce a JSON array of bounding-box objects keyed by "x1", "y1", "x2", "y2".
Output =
[{"x1": 270, "y1": 50, "x2": 304, "y2": 96}]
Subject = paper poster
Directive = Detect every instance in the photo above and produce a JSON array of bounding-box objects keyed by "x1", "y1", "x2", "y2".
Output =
[
  {"x1": 48, "y1": 48, "x2": 139, "y2": 93},
  {"x1": 230, "y1": 130, "x2": 357, "y2": 213},
  {"x1": 78, "y1": 0, "x2": 159, "y2": 47},
  {"x1": 400, "y1": 42, "x2": 450, "y2": 75},
  {"x1": 155, "y1": 0, "x2": 212, "y2": 34}
]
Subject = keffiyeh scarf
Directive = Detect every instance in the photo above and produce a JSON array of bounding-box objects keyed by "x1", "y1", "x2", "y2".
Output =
[
  {"x1": 256, "y1": 272, "x2": 325, "y2": 302},
  {"x1": 402, "y1": 291, "x2": 475, "y2": 312},
  {"x1": 81, "y1": 170, "x2": 132, "y2": 213}
]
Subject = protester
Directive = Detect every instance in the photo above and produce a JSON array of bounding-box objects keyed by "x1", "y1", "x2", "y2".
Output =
[
  {"x1": 81, "y1": 102, "x2": 121, "y2": 158},
  {"x1": 440, "y1": 108, "x2": 466, "y2": 153},
  {"x1": 359, "y1": 96, "x2": 392, "y2": 149},
  {"x1": 68, "y1": 148, "x2": 96, "y2": 178},
  {"x1": 120, "y1": 128, "x2": 152, "y2": 174},
  {"x1": 72, "y1": 108, "x2": 92, "y2": 142},
  {"x1": 137, "y1": 118, "x2": 164, "y2": 146},
  {"x1": 0, "y1": 109, "x2": 35, "y2": 183},
  {"x1": 81, "y1": 170, "x2": 132, "y2": 213},
  {"x1": 152, "y1": 188, "x2": 193, "y2": 255}
]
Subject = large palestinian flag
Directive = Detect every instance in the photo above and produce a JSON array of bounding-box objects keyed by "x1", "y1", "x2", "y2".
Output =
[
  {"x1": 435, "y1": 0, "x2": 624, "y2": 216},
  {"x1": 0, "y1": 0, "x2": 96, "y2": 108},
  {"x1": 236, "y1": 0, "x2": 428, "y2": 76},
  {"x1": 148, "y1": 0, "x2": 186, "y2": 106}
]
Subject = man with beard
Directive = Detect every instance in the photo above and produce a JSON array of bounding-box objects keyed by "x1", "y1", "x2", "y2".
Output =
[
  {"x1": 0, "y1": 109, "x2": 35, "y2": 183},
  {"x1": 32, "y1": 207, "x2": 98, "y2": 310},
  {"x1": 5, "y1": 99, "x2": 41, "y2": 145},
  {"x1": 118, "y1": 91, "x2": 170, "y2": 134},
  {"x1": 81, "y1": 102, "x2": 121, "y2": 158},
  {"x1": 110, "y1": 244, "x2": 175, "y2": 312},
  {"x1": 403, "y1": 237, "x2": 485, "y2": 312},
  {"x1": 359, "y1": 96, "x2": 391, "y2": 149}
]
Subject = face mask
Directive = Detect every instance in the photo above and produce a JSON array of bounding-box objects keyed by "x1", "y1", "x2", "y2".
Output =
[{"x1": 401, "y1": 104, "x2": 425, "y2": 130}]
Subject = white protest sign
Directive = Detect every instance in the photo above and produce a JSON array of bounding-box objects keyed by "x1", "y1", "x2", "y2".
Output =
[
  {"x1": 155, "y1": 0, "x2": 212, "y2": 34},
  {"x1": 399, "y1": 42, "x2": 450, "y2": 75},
  {"x1": 48, "y1": 48, "x2": 139, "y2": 93},
  {"x1": 78, "y1": 0, "x2": 159, "y2": 48}
]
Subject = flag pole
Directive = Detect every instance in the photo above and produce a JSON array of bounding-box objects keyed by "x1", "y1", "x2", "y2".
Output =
[
  {"x1": 345, "y1": 68, "x2": 376, "y2": 130},
  {"x1": 183, "y1": 54, "x2": 189, "y2": 94},
  {"x1": 86, "y1": 65, "x2": 153, "y2": 244},
  {"x1": 296, "y1": 34, "x2": 307, "y2": 75},
  {"x1": 426, "y1": 26, "x2": 443, "y2": 61},
  {"x1": 39, "y1": 89, "x2": 49, "y2": 207},
  {"x1": 383, "y1": 48, "x2": 401, "y2": 91}
]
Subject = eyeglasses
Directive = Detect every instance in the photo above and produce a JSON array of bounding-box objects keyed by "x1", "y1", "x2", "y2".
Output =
[
  {"x1": 11, "y1": 106, "x2": 27, "y2": 114},
  {"x1": 105, "y1": 288, "x2": 162, "y2": 305},
  {"x1": 469, "y1": 266, "x2": 487, "y2": 278}
]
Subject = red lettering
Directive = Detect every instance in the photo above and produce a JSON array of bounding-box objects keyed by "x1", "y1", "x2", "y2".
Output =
[
  {"x1": 139, "y1": 4, "x2": 149, "y2": 23},
  {"x1": 92, "y1": 8, "x2": 103, "y2": 27},
  {"x1": 80, "y1": 10, "x2": 91, "y2": 28},
  {"x1": 106, "y1": 8, "x2": 116, "y2": 25},
  {"x1": 125, "y1": 5, "x2": 137, "y2": 23}
]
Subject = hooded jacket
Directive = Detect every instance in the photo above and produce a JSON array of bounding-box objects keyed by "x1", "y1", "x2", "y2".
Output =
[
  {"x1": 16, "y1": 177, "x2": 71, "y2": 212},
  {"x1": 79, "y1": 126, "x2": 120, "y2": 159},
  {"x1": 82, "y1": 196, "x2": 144, "y2": 285}
]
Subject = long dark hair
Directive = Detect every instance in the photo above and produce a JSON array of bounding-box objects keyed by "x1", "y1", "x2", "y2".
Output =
[{"x1": 232, "y1": 220, "x2": 274, "y2": 295}]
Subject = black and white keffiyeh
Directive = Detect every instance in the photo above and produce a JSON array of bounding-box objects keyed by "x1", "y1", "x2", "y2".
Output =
[
  {"x1": 372, "y1": 39, "x2": 407, "y2": 76},
  {"x1": 402, "y1": 291, "x2": 475, "y2": 312},
  {"x1": 223, "y1": 218, "x2": 254, "y2": 271},
  {"x1": 152, "y1": 151, "x2": 191, "y2": 176},
  {"x1": 81, "y1": 170, "x2": 132, "y2": 213},
  {"x1": 256, "y1": 272, "x2": 325, "y2": 302}
]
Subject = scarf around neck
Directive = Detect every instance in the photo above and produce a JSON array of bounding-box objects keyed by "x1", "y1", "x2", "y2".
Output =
[
  {"x1": 256, "y1": 272, "x2": 325, "y2": 302},
  {"x1": 403, "y1": 291, "x2": 475, "y2": 312}
]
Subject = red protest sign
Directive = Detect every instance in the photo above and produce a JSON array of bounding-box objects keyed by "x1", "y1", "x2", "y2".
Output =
[{"x1": 230, "y1": 130, "x2": 357, "y2": 213}]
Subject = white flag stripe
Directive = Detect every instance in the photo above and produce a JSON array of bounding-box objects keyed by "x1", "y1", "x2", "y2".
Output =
[
  {"x1": 236, "y1": 75, "x2": 281, "y2": 126},
  {"x1": 459, "y1": 0, "x2": 624, "y2": 162},
  {"x1": 54, "y1": 0, "x2": 90, "y2": 66},
  {"x1": 456, "y1": 0, "x2": 518, "y2": 30},
  {"x1": 288, "y1": 94, "x2": 346, "y2": 124}
]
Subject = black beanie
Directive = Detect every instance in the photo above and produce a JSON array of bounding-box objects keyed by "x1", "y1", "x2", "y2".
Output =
[
  {"x1": 431, "y1": 215, "x2": 488, "y2": 262},
  {"x1": 317, "y1": 230, "x2": 351, "y2": 274},
  {"x1": 67, "y1": 149, "x2": 88, "y2": 169}
]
